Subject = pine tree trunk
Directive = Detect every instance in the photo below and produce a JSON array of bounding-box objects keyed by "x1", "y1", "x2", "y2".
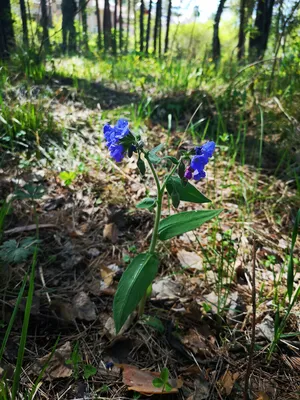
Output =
[
  {"x1": 113, "y1": 0, "x2": 118, "y2": 54},
  {"x1": 145, "y1": 0, "x2": 152, "y2": 53},
  {"x1": 62, "y1": 0, "x2": 77, "y2": 53},
  {"x1": 212, "y1": 0, "x2": 227, "y2": 63},
  {"x1": 20, "y1": 0, "x2": 29, "y2": 47},
  {"x1": 140, "y1": 0, "x2": 144, "y2": 52},
  {"x1": 95, "y1": 0, "x2": 102, "y2": 50},
  {"x1": 249, "y1": 0, "x2": 275, "y2": 60},
  {"x1": 0, "y1": 0, "x2": 15, "y2": 59},
  {"x1": 125, "y1": 0, "x2": 130, "y2": 52},
  {"x1": 119, "y1": 0, "x2": 123, "y2": 51},
  {"x1": 153, "y1": 0, "x2": 161, "y2": 54},
  {"x1": 237, "y1": 0, "x2": 246, "y2": 61},
  {"x1": 134, "y1": 0, "x2": 137, "y2": 50},
  {"x1": 40, "y1": 0, "x2": 50, "y2": 50},
  {"x1": 103, "y1": 0, "x2": 111, "y2": 51},
  {"x1": 80, "y1": 0, "x2": 89, "y2": 51},
  {"x1": 164, "y1": 0, "x2": 171, "y2": 53}
]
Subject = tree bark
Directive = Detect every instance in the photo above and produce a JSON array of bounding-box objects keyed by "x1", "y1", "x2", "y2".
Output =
[
  {"x1": 140, "y1": 0, "x2": 144, "y2": 51},
  {"x1": 95, "y1": 0, "x2": 102, "y2": 50},
  {"x1": 20, "y1": 0, "x2": 29, "y2": 47},
  {"x1": 40, "y1": 0, "x2": 50, "y2": 50},
  {"x1": 145, "y1": 0, "x2": 152, "y2": 53},
  {"x1": 119, "y1": 0, "x2": 123, "y2": 51},
  {"x1": 237, "y1": 0, "x2": 246, "y2": 61},
  {"x1": 103, "y1": 0, "x2": 112, "y2": 51},
  {"x1": 80, "y1": 0, "x2": 89, "y2": 51},
  {"x1": 249, "y1": 0, "x2": 275, "y2": 60},
  {"x1": 164, "y1": 0, "x2": 172, "y2": 53},
  {"x1": 62, "y1": 0, "x2": 77, "y2": 53},
  {"x1": 212, "y1": 0, "x2": 227, "y2": 63},
  {"x1": 113, "y1": 0, "x2": 118, "y2": 54},
  {"x1": 0, "y1": 0, "x2": 15, "y2": 59},
  {"x1": 153, "y1": 0, "x2": 162, "y2": 54},
  {"x1": 158, "y1": 0, "x2": 162, "y2": 56},
  {"x1": 125, "y1": 0, "x2": 131, "y2": 52}
]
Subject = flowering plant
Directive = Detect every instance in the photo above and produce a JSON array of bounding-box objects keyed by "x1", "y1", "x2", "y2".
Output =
[{"x1": 104, "y1": 119, "x2": 222, "y2": 333}]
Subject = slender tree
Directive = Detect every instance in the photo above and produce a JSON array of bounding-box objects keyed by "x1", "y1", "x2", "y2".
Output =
[
  {"x1": 249, "y1": 0, "x2": 275, "y2": 60},
  {"x1": 80, "y1": 0, "x2": 89, "y2": 51},
  {"x1": 40, "y1": 0, "x2": 50, "y2": 50},
  {"x1": 145, "y1": 0, "x2": 152, "y2": 53},
  {"x1": 125, "y1": 0, "x2": 131, "y2": 52},
  {"x1": 153, "y1": 0, "x2": 162, "y2": 54},
  {"x1": 62, "y1": 0, "x2": 77, "y2": 53},
  {"x1": 119, "y1": 0, "x2": 123, "y2": 51},
  {"x1": 158, "y1": 0, "x2": 162, "y2": 56},
  {"x1": 134, "y1": 0, "x2": 137, "y2": 50},
  {"x1": 103, "y1": 0, "x2": 112, "y2": 51},
  {"x1": 0, "y1": 0, "x2": 15, "y2": 59},
  {"x1": 140, "y1": 0, "x2": 145, "y2": 51},
  {"x1": 95, "y1": 0, "x2": 102, "y2": 50},
  {"x1": 20, "y1": 0, "x2": 29, "y2": 47},
  {"x1": 212, "y1": 0, "x2": 227, "y2": 63},
  {"x1": 164, "y1": 0, "x2": 172, "y2": 53},
  {"x1": 237, "y1": 0, "x2": 247, "y2": 60},
  {"x1": 113, "y1": 0, "x2": 118, "y2": 54}
]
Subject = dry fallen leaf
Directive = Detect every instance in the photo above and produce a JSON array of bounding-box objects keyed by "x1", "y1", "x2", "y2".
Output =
[
  {"x1": 218, "y1": 370, "x2": 239, "y2": 396},
  {"x1": 119, "y1": 364, "x2": 183, "y2": 394},
  {"x1": 30, "y1": 342, "x2": 72, "y2": 380},
  {"x1": 103, "y1": 222, "x2": 118, "y2": 243},
  {"x1": 177, "y1": 250, "x2": 203, "y2": 271},
  {"x1": 181, "y1": 329, "x2": 215, "y2": 358},
  {"x1": 256, "y1": 392, "x2": 270, "y2": 400},
  {"x1": 72, "y1": 291, "x2": 97, "y2": 321},
  {"x1": 100, "y1": 264, "x2": 119, "y2": 288}
]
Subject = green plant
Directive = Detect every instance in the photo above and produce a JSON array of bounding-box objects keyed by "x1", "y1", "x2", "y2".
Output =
[
  {"x1": 66, "y1": 342, "x2": 97, "y2": 380},
  {"x1": 0, "y1": 237, "x2": 39, "y2": 264},
  {"x1": 152, "y1": 367, "x2": 173, "y2": 393},
  {"x1": 104, "y1": 119, "x2": 222, "y2": 333}
]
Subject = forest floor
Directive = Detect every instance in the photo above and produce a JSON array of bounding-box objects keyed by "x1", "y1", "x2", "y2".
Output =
[{"x1": 1, "y1": 56, "x2": 300, "y2": 400}]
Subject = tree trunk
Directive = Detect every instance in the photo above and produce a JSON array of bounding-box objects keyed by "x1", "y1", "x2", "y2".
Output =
[
  {"x1": 164, "y1": 0, "x2": 171, "y2": 53},
  {"x1": 113, "y1": 0, "x2": 118, "y2": 54},
  {"x1": 125, "y1": 0, "x2": 130, "y2": 52},
  {"x1": 140, "y1": 0, "x2": 144, "y2": 51},
  {"x1": 103, "y1": 0, "x2": 112, "y2": 51},
  {"x1": 62, "y1": 0, "x2": 77, "y2": 53},
  {"x1": 145, "y1": 0, "x2": 152, "y2": 53},
  {"x1": 0, "y1": 0, "x2": 15, "y2": 59},
  {"x1": 153, "y1": 0, "x2": 162, "y2": 54},
  {"x1": 95, "y1": 0, "x2": 102, "y2": 50},
  {"x1": 20, "y1": 0, "x2": 29, "y2": 47},
  {"x1": 158, "y1": 0, "x2": 162, "y2": 56},
  {"x1": 134, "y1": 0, "x2": 137, "y2": 50},
  {"x1": 249, "y1": 0, "x2": 275, "y2": 60},
  {"x1": 119, "y1": 0, "x2": 123, "y2": 51},
  {"x1": 212, "y1": 0, "x2": 227, "y2": 63},
  {"x1": 40, "y1": 0, "x2": 50, "y2": 51},
  {"x1": 237, "y1": 0, "x2": 246, "y2": 61},
  {"x1": 80, "y1": 0, "x2": 89, "y2": 51}
]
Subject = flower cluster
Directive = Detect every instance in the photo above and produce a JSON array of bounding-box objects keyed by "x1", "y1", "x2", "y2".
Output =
[
  {"x1": 184, "y1": 141, "x2": 216, "y2": 181},
  {"x1": 104, "y1": 119, "x2": 131, "y2": 162}
]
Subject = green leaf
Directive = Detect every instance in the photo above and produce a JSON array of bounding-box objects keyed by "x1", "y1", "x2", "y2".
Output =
[
  {"x1": 148, "y1": 144, "x2": 164, "y2": 164},
  {"x1": 136, "y1": 198, "x2": 157, "y2": 209},
  {"x1": 167, "y1": 176, "x2": 211, "y2": 204},
  {"x1": 152, "y1": 378, "x2": 163, "y2": 388},
  {"x1": 178, "y1": 161, "x2": 185, "y2": 179},
  {"x1": 137, "y1": 157, "x2": 146, "y2": 176},
  {"x1": 113, "y1": 253, "x2": 159, "y2": 333},
  {"x1": 163, "y1": 156, "x2": 178, "y2": 165},
  {"x1": 160, "y1": 367, "x2": 169, "y2": 383},
  {"x1": 158, "y1": 209, "x2": 223, "y2": 240},
  {"x1": 141, "y1": 315, "x2": 165, "y2": 333},
  {"x1": 83, "y1": 364, "x2": 97, "y2": 380},
  {"x1": 0, "y1": 237, "x2": 39, "y2": 264},
  {"x1": 166, "y1": 179, "x2": 180, "y2": 208},
  {"x1": 287, "y1": 209, "x2": 300, "y2": 301},
  {"x1": 164, "y1": 382, "x2": 173, "y2": 392}
]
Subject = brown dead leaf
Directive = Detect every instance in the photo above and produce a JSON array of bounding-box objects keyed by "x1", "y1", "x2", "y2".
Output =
[
  {"x1": 181, "y1": 329, "x2": 215, "y2": 358},
  {"x1": 30, "y1": 342, "x2": 72, "y2": 380},
  {"x1": 177, "y1": 250, "x2": 203, "y2": 271},
  {"x1": 120, "y1": 364, "x2": 183, "y2": 394},
  {"x1": 256, "y1": 393, "x2": 270, "y2": 400},
  {"x1": 103, "y1": 223, "x2": 118, "y2": 243},
  {"x1": 100, "y1": 264, "x2": 119, "y2": 288},
  {"x1": 218, "y1": 370, "x2": 239, "y2": 396}
]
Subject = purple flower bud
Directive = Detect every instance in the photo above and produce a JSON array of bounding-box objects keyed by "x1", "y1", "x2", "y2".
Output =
[{"x1": 184, "y1": 167, "x2": 193, "y2": 180}]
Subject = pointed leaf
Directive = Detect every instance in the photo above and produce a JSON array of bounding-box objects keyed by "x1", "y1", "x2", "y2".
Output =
[
  {"x1": 178, "y1": 161, "x2": 185, "y2": 179},
  {"x1": 167, "y1": 176, "x2": 211, "y2": 204},
  {"x1": 163, "y1": 156, "x2": 178, "y2": 165},
  {"x1": 113, "y1": 253, "x2": 159, "y2": 333},
  {"x1": 137, "y1": 157, "x2": 146, "y2": 176},
  {"x1": 148, "y1": 144, "x2": 164, "y2": 164},
  {"x1": 136, "y1": 198, "x2": 157, "y2": 209},
  {"x1": 158, "y1": 209, "x2": 222, "y2": 240},
  {"x1": 287, "y1": 209, "x2": 300, "y2": 301}
]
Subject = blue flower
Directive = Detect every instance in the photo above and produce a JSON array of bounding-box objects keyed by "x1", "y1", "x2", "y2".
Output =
[
  {"x1": 104, "y1": 119, "x2": 130, "y2": 162},
  {"x1": 185, "y1": 141, "x2": 216, "y2": 181}
]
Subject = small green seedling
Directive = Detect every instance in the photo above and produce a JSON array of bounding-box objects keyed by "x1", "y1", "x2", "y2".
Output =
[{"x1": 152, "y1": 367, "x2": 173, "y2": 393}]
